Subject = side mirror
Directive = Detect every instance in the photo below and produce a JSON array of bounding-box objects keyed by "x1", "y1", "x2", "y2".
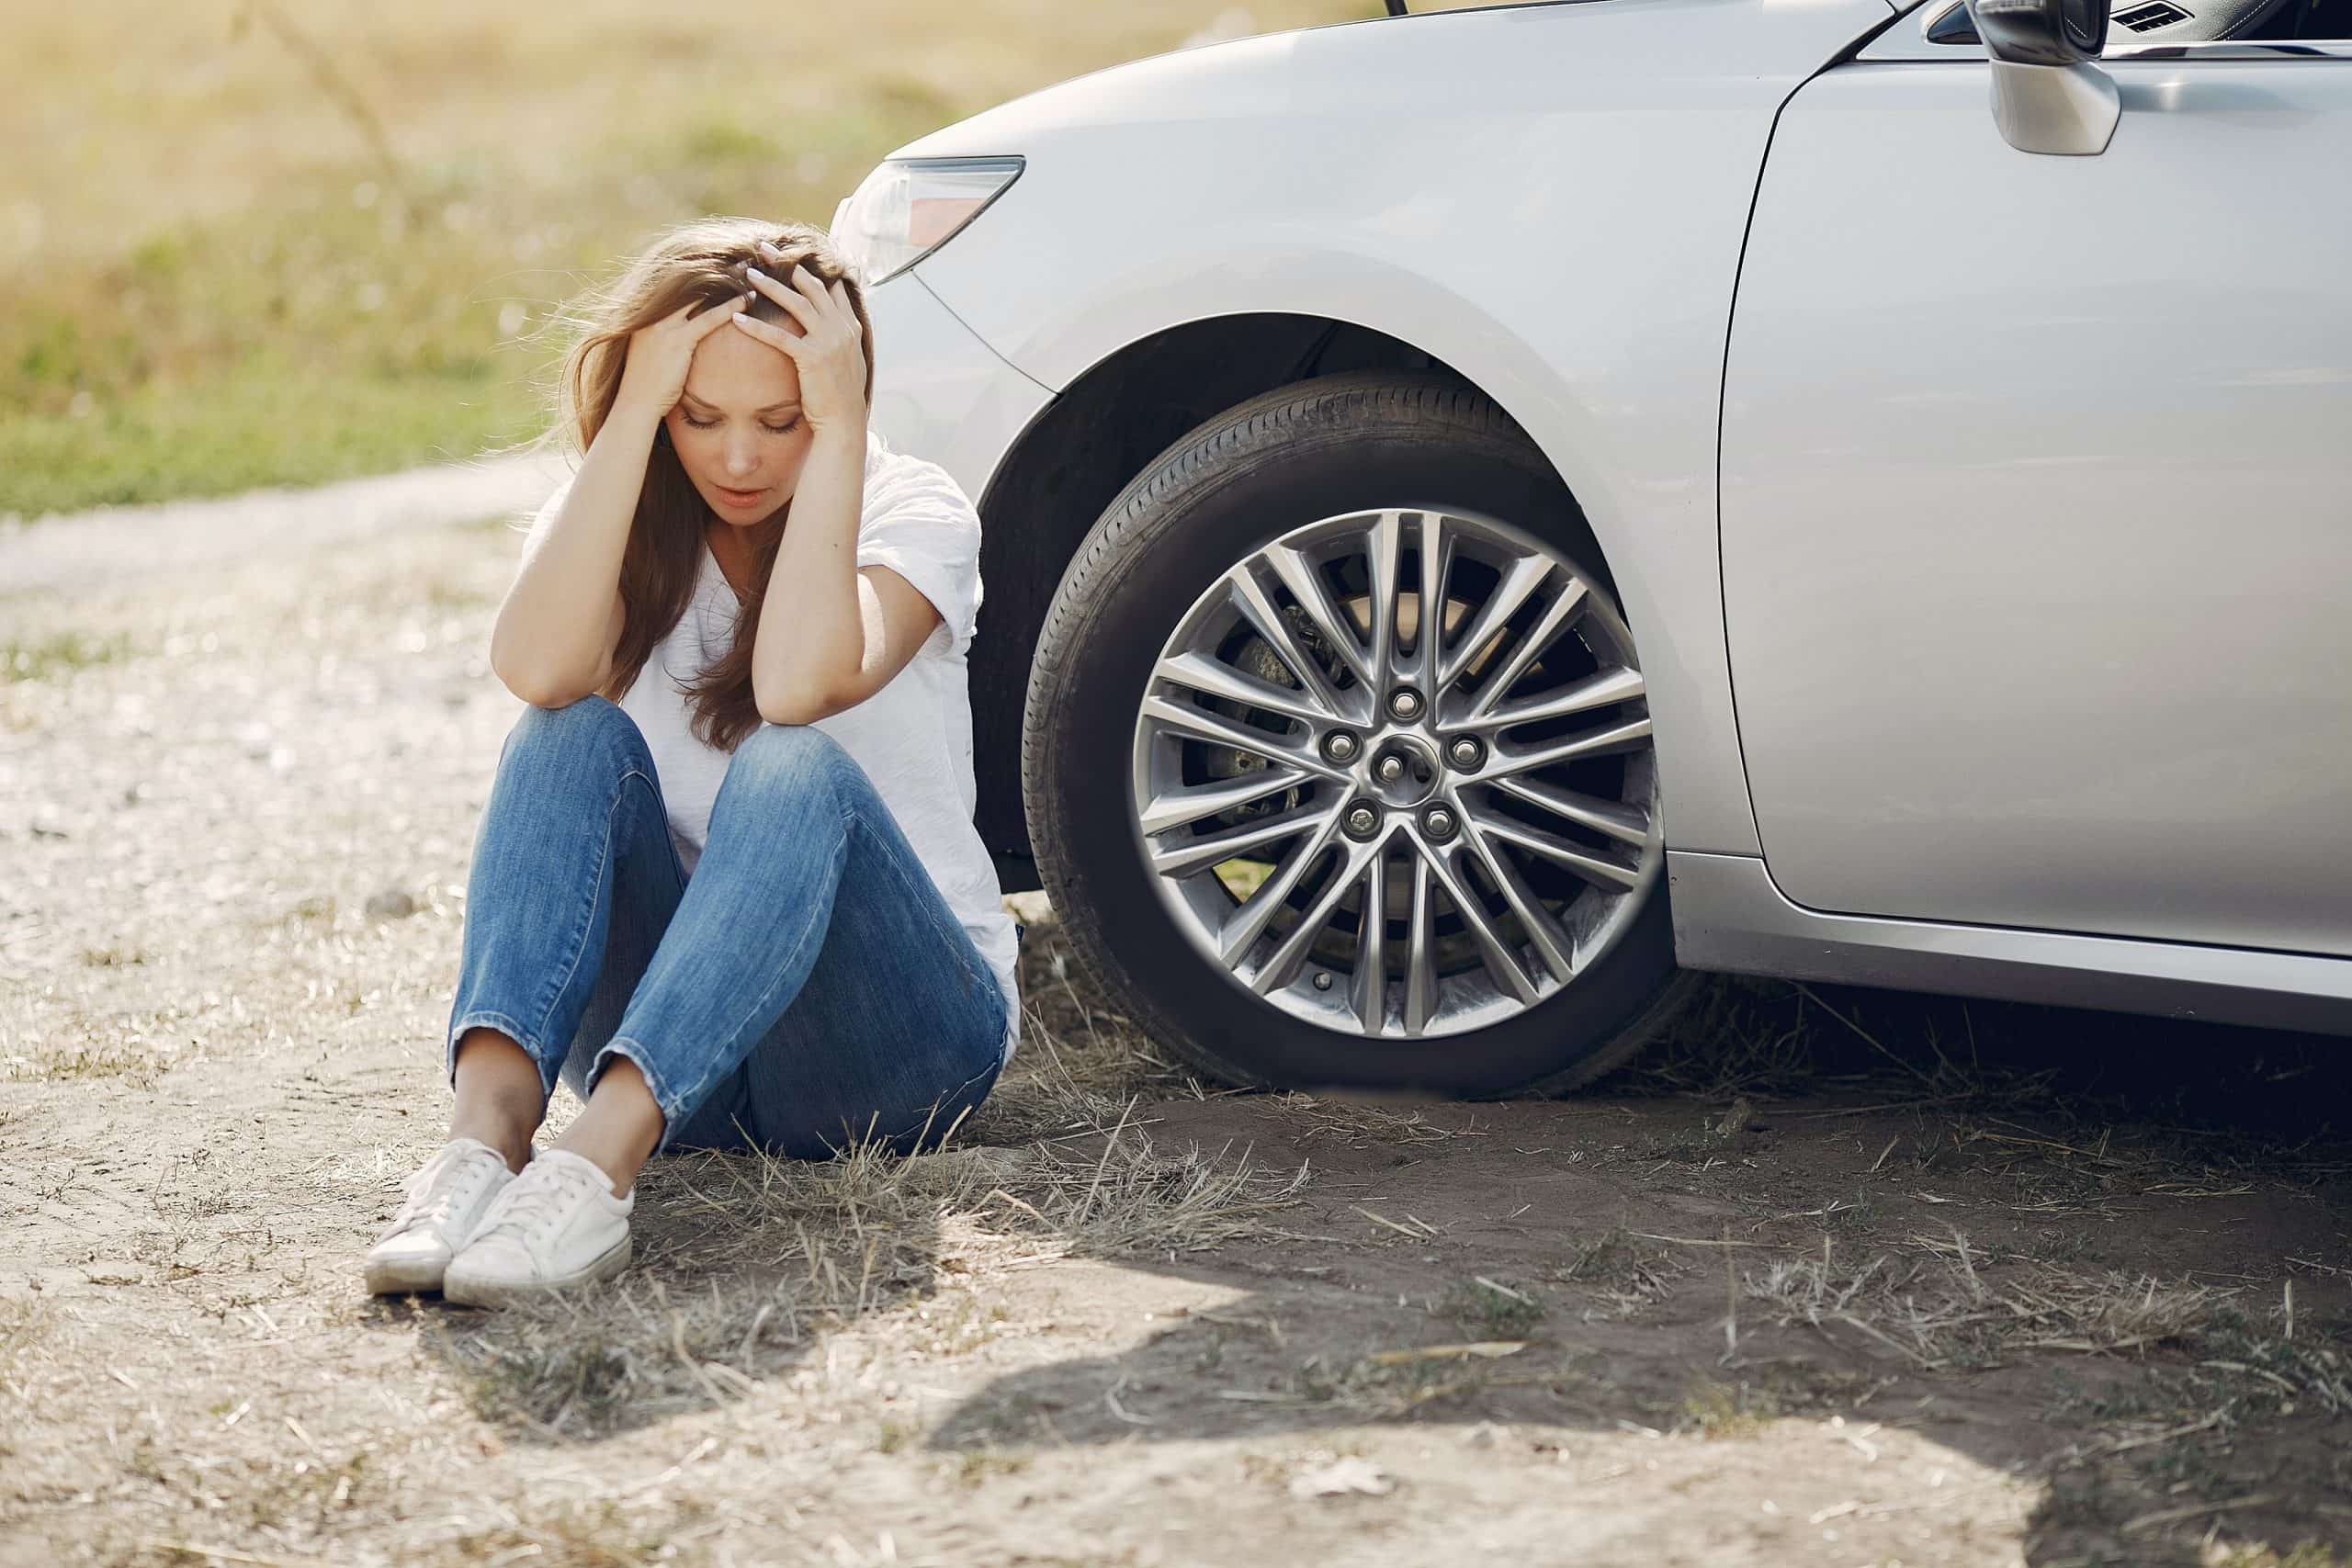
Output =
[{"x1": 1963, "y1": 0, "x2": 2120, "y2": 154}]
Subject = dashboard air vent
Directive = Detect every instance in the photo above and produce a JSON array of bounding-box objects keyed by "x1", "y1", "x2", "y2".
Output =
[{"x1": 2113, "y1": 1, "x2": 2192, "y2": 28}]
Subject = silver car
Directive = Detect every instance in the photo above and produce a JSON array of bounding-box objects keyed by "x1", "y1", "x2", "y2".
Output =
[{"x1": 829, "y1": 0, "x2": 2352, "y2": 1094}]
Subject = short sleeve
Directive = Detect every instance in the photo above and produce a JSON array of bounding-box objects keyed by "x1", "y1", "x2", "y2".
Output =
[
  {"x1": 517, "y1": 475, "x2": 575, "y2": 554},
  {"x1": 856, "y1": 446, "x2": 984, "y2": 661}
]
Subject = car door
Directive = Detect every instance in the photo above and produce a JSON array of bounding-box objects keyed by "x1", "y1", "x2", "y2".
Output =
[{"x1": 1716, "y1": 36, "x2": 2352, "y2": 959}]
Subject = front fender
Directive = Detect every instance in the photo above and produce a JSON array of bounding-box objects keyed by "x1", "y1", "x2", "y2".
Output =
[{"x1": 902, "y1": 0, "x2": 1892, "y2": 857}]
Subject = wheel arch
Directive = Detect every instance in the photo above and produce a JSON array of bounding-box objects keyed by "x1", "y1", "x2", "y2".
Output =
[{"x1": 971, "y1": 310, "x2": 1579, "y2": 887}]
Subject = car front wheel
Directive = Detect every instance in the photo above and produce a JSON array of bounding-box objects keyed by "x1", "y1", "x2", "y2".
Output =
[{"x1": 1022, "y1": 372, "x2": 1690, "y2": 1097}]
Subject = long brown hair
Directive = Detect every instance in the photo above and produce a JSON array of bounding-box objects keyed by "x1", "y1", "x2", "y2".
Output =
[{"x1": 552, "y1": 216, "x2": 876, "y2": 753}]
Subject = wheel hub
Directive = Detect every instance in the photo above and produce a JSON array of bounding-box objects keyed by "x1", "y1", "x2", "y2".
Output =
[{"x1": 1363, "y1": 733, "x2": 1441, "y2": 808}]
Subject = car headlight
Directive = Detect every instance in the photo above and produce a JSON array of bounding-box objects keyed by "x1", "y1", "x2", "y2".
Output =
[{"x1": 830, "y1": 156, "x2": 1025, "y2": 287}]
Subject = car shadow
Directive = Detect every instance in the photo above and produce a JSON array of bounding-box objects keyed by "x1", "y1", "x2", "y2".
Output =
[{"x1": 914, "y1": 985, "x2": 2352, "y2": 1565}]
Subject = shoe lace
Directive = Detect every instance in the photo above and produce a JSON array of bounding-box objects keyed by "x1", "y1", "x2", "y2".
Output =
[
  {"x1": 393, "y1": 1146, "x2": 500, "y2": 1234},
  {"x1": 475, "y1": 1159, "x2": 597, "y2": 1249}
]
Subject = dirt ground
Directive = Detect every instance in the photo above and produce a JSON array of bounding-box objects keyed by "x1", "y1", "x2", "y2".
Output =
[{"x1": 4, "y1": 465, "x2": 2350, "y2": 1567}]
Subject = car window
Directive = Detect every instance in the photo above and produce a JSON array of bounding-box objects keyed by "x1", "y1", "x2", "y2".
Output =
[{"x1": 1917, "y1": 0, "x2": 2352, "y2": 44}]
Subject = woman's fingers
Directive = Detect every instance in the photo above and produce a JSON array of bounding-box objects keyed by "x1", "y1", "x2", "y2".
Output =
[
  {"x1": 729, "y1": 310, "x2": 805, "y2": 358},
  {"x1": 745, "y1": 266, "x2": 820, "y2": 326},
  {"x1": 691, "y1": 290, "x2": 756, "y2": 333},
  {"x1": 786, "y1": 262, "x2": 832, "y2": 310}
]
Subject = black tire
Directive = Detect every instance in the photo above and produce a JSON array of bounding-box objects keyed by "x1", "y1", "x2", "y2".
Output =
[{"x1": 1021, "y1": 371, "x2": 1693, "y2": 1098}]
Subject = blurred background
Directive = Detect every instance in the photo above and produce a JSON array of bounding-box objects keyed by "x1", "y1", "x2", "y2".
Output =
[{"x1": 0, "y1": 0, "x2": 1430, "y2": 520}]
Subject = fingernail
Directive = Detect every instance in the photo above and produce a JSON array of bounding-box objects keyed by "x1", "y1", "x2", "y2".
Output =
[
  {"x1": 746, "y1": 268, "x2": 769, "y2": 285},
  {"x1": 733, "y1": 311, "x2": 750, "y2": 322}
]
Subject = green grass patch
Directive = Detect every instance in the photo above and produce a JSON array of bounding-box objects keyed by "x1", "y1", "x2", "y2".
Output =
[
  {"x1": 2, "y1": 629, "x2": 134, "y2": 682},
  {"x1": 3, "y1": 2, "x2": 1363, "y2": 516}
]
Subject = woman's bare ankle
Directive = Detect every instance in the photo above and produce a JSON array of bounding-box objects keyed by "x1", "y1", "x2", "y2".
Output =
[
  {"x1": 552, "y1": 1057, "x2": 664, "y2": 1195},
  {"x1": 450, "y1": 1028, "x2": 547, "y2": 1173},
  {"x1": 448, "y1": 1104, "x2": 538, "y2": 1174}
]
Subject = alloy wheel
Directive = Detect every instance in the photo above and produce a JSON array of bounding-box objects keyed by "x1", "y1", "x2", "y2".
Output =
[{"x1": 1128, "y1": 505, "x2": 1662, "y2": 1040}]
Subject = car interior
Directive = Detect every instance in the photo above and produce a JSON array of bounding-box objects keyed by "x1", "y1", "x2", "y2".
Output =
[{"x1": 1923, "y1": 0, "x2": 2351, "y2": 43}]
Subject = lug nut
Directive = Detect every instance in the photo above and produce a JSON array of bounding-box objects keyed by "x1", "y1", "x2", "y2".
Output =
[
  {"x1": 1376, "y1": 754, "x2": 1405, "y2": 783},
  {"x1": 1312, "y1": 971, "x2": 1334, "y2": 991},
  {"x1": 1387, "y1": 689, "x2": 1424, "y2": 721},
  {"x1": 1447, "y1": 737, "x2": 1484, "y2": 770},
  {"x1": 1344, "y1": 804, "x2": 1380, "y2": 840},
  {"x1": 1421, "y1": 806, "x2": 1458, "y2": 840},
  {"x1": 1322, "y1": 731, "x2": 1361, "y2": 763}
]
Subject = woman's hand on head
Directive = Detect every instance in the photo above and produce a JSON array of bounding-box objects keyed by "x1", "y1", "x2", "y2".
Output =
[
  {"x1": 611, "y1": 292, "x2": 754, "y2": 428},
  {"x1": 731, "y1": 242, "x2": 869, "y2": 438}
]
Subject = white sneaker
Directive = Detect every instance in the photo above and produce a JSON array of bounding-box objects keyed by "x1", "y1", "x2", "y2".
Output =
[
  {"x1": 442, "y1": 1147, "x2": 633, "y2": 1307},
  {"x1": 363, "y1": 1136, "x2": 518, "y2": 1295}
]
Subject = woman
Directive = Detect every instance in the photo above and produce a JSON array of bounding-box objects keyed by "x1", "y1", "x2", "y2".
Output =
[{"x1": 362, "y1": 217, "x2": 1022, "y2": 1307}]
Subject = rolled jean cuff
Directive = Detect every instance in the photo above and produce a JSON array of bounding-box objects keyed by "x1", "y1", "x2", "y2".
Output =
[
  {"x1": 447, "y1": 1010, "x2": 562, "y2": 1105},
  {"x1": 588, "y1": 1036, "x2": 688, "y2": 1153}
]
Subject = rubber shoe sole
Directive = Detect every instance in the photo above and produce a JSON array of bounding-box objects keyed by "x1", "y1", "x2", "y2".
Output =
[
  {"x1": 364, "y1": 1250, "x2": 455, "y2": 1297},
  {"x1": 442, "y1": 1233, "x2": 633, "y2": 1309}
]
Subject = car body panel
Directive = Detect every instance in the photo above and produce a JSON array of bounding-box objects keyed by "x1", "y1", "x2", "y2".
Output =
[
  {"x1": 1720, "y1": 59, "x2": 2352, "y2": 960},
  {"x1": 859, "y1": 270, "x2": 1056, "y2": 510},
  {"x1": 893, "y1": 0, "x2": 1901, "y2": 860},
  {"x1": 1673, "y1": 852, "x2": 2352, "y2": 1033}
]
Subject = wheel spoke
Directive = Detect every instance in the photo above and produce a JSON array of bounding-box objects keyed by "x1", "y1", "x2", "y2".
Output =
[
  {"x1": 1350, "y1": 843, "x2": 1390, "y2": 1032},
  {"x1": 1262, "y1": 541, "x2": 1374, "y2": 690},
  {"x1": 1472, "y1": 807, "x2": 1644, "y2": 892},
  {"x1": 1217, "y1": 806, "x2": 1349, "y2": 967},
  {"x1": 1363, "y1": 510, "x2": 1404, "y2": 685},
  {"x1": 1464, "y1": 821, "x2": 1577, "y2": 984},
  {"x1": 1148, "y1": 798, "x2": 1333, "y2": 879},
  {"x1": 1465, "y1": 574, "x2": 1589, "y2": 720},
  {"x1": 1484, "y1": 714, "x2": 1654, "y2": 778},
  {"x1": 1414, "y1": 836, "x2": 1541, "y2": 1006},
  {"x1": 1468, "y1": 666, "x2": 1645, "y2": 735},
  {"x1": 1391, "y1": 511, "x2": 1446, "y2": 690},
  {"x1": 1138, "y1": 693, "x2": 1340, "y2": 778},
  {"x1": 1224, "y1": 565, "x2": 1354, "y2": 720},
  {"x1": 1154, "y1": 649, "x2": 1337, "y2": 729},
  {"x1": 1139, "y1": 764, "x2": 1310, "y2": 836},
  {"x1": 1248, "y1": 834, "x2": 1381, "y2": 995},
  {"x1": 1403, "y1": 852, "x2": 1439, "y2": 1035},
  {"x1": 1488, "y1": 774, "x2": 1652, "y2": 847},
  {"x1": 1438, "y1": 552, "x2": 1550, "y2": 694}
]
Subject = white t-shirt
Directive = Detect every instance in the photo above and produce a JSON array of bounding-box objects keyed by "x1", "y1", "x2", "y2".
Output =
[{"x1": 519, "y1": 426, "x2": 1021, "y2": 1065}]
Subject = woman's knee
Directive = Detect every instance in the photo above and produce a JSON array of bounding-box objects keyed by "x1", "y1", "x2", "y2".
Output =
[
  {"x1": 723, "y1": 721, "x2": 858, "y2": 804},
  {"x1": 500, "y1": 694, "x2": 651, "y2": 778}
]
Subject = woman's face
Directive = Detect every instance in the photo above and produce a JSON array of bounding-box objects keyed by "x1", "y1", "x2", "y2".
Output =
[{"x1": 662, "y1": 318, "x2": 815, "y2": 528}]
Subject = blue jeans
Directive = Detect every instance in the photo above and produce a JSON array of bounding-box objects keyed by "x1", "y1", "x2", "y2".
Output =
[{"x1": 443, "y1": 696, "x2": 1008, "y2": 1158}]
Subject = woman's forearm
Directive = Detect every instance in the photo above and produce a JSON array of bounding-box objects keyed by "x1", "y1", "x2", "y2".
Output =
[
  {"x1": 750, "y1": 423, "x2": 869, "y2": 724},
  {"x1": 489, "y1": 401, "x2": 663, "y2": 704}
]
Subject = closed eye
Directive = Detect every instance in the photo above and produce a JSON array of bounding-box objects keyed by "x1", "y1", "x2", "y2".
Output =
[{"x1": 683, "y1": 413, "x2": 802, "y2": 434}]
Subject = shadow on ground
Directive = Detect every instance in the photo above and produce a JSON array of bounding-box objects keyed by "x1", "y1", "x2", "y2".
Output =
[{"x1": 405, "y1": 952, "x2": 2352, "y2": 1565}]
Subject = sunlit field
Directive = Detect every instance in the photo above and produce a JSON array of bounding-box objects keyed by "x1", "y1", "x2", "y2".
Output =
[{"x1": 0, "y1": 0, "x2": 1367, "y2": 516}]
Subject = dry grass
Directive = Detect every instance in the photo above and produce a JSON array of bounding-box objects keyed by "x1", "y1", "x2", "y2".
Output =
[
  {"x1": 1742, "y1": 1226, "x2": 2352, "y2": 1429},
  {"x1": 1746, "y1": 1232, "x2": 2218, "y2": 1371},
  {"x1": 2207, "y1": 1547, "x2": 2351, "y2": 1568},
  {"x1": 435, "y1": 1009, "x2": 1311, "y2": 1438},
  {"x1": 1545, "y1": 1227, "x2": 1685, "y2": 1321}
]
